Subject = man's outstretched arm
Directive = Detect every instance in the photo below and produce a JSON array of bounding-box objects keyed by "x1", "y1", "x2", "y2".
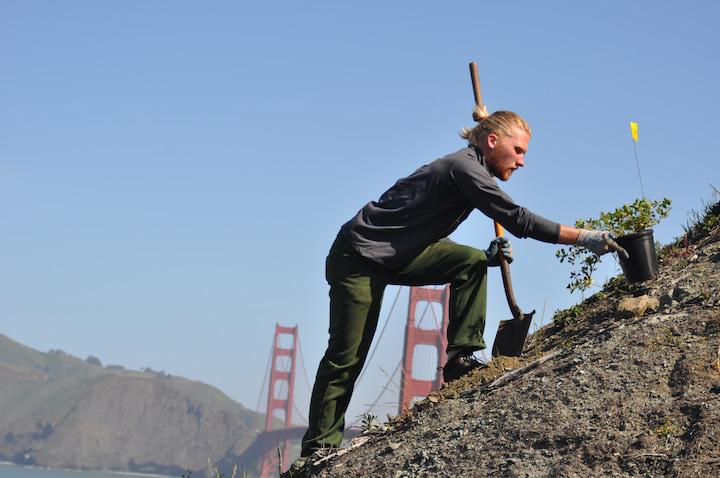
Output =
[{"x1": 558, "y1": 224, "x2": 629, "y2": 259}]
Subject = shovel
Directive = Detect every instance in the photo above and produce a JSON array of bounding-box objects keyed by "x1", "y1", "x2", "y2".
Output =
[
  {"x1": 489, "y1": 222, "x2": 535, "y2": 356},
  {"x1": 468, "y1": 62, "x2": 535, "y2": 357}
]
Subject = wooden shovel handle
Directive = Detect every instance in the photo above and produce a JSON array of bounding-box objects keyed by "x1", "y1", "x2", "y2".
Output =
[
  {"x1": 469, "y1": 61, "x2": 523, "y2": 321},
  {"x1": 469, "y1": 62, "x2": 484, "y2": 111},
  {"x1": 493, "y1": 221, "x2": 523, "y2": 320},
  {"x1": 494, "y1": 222, "x2": 504, "y2": 238}
]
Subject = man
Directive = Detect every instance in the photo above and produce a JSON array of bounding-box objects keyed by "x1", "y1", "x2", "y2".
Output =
[{"x1": 300, "y1": 110, "x2": 626, "y2": 457}]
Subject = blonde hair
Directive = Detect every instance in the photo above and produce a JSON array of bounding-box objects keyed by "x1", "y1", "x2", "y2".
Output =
[{"x1": 460, "y1": 107, "x2": 531, "y2": 148}]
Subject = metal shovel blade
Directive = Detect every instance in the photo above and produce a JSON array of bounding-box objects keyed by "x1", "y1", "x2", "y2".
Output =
[{"x1": 491, "y1": 310, "x2": 535, "y2": 357}]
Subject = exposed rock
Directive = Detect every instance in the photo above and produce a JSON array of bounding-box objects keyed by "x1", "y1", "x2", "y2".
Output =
[
  {"x1": 672, "y1": 287, "x2": 692, "y2": 302},
  {"x1": 659, "y1": 292, "x2": 674, "y2": 308},
  {"x1": 615, "y1": 295, "x2": 660, "y2": 318}
]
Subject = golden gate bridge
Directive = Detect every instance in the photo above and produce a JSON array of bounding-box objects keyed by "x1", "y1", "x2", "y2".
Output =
[{"x1": 249, "y1": 284, "x2": 474, "y2": 477}]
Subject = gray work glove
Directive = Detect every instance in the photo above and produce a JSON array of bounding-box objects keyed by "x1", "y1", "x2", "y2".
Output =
[
  {"x1": 486, "y1": 236, "x2": 513, "y2": 267},
  {"x1": 576, "y1": 229, "x2": 629, "y2": 259}
]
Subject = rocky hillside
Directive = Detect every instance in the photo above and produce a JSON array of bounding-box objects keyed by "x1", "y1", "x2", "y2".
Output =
[
  {"x1": 0, "y1": 336, "x2": 265, "y2": 476},
  {"x1": 290, "y1": 202, "x2": 720, "y2": 477}
]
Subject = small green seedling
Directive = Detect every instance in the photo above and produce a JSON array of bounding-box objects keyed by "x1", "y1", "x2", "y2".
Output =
[{"x1": 556, "y1": 198, "x2": 671, "y2": 294}]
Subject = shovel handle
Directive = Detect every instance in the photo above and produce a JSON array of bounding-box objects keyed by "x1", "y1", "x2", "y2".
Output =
[
  {"x1": 469, "y1": 62, "x2": 523, "y2": 320},
  {"x1": 494, "y1": 222, "x2": 504, "y2": 238},
  {"x1": 469, "y1": 62, "x2": 484, "y2": 110},
  {"x1": 494, "y1": 221, "x2": 523, "y2": 320}
]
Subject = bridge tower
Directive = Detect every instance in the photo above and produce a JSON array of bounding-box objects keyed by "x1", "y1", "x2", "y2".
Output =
[
  {"x1": 260, "y1": 324, "x2": 299, "y2": 477},
  {"x1": 399, "y1": 286, "x2": 450, "y2": 412}
]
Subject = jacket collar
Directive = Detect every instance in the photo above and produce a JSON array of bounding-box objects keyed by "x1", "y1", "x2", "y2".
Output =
[{"x1": 468, "y1": 145, "x2": 493, "y2": 176}]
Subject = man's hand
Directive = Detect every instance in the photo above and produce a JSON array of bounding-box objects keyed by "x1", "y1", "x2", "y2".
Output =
[
  {"x1": 486, "y1": 236, "x2": 513, "y2": 267},
  {"x1": 576, "y1": 229, "x2": 629, "y2": 259}
]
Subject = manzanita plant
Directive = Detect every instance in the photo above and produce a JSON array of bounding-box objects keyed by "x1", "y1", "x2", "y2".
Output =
[
  {"x1": 576, "y1": 198, "x2": 671, "y2": 238},
  {"x1": 556, "y1": 198, "x2": 671, "y2": 294}
]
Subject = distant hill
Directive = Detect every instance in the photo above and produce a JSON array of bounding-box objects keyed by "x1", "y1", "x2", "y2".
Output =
[{"x1": 0, "y1": 334, "x2": 266, "y2": 476}]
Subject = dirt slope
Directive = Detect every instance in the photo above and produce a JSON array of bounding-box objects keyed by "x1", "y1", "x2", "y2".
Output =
[{"x1": 292, "y1": 217, "x2": 720, "y2": 477}]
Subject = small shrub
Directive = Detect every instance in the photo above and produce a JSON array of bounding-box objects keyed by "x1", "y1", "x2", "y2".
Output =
[
  {"x1": 681, "y1": 189, "x2": 720, "y2": 243},
  {"x1": 361, "y1": 412, "x2": 386, "y2": 433},
  {"x1": 553, "y1": 305, "x2": 583, "y2": 329},
  {"x1": 556, "y1": 198, "x2": 671, "y2": 294},
  {"x1": 580, "y1": 198, "x2": 671, "y2": 237},
  {"x1": 555, "y1": 247, "x2": 601, "y2": 294},
  {"x1": 654, "y1": 417, "x2": 681, "y2": 439}
]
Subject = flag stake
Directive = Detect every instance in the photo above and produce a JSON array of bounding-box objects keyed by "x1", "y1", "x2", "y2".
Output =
[{"x1": 630, "y1": 121, "x2": 645, "y2": 199}]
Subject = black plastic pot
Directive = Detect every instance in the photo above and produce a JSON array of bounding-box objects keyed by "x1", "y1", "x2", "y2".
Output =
[{"x1": 616, "y1": 229, "x2": 659, "y2": 283}]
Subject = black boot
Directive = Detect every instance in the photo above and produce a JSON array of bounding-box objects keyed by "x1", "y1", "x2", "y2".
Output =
[{"x1": 442, "y1": 351, "x2": 486, "y2": 382}]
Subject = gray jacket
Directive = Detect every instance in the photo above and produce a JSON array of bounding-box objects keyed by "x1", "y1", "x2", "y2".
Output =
[{"x1": 340, "y1": 146, "x2": 560, "y2": 269}]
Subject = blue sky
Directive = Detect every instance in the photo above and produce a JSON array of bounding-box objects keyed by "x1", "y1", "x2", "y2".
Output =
[{"x1": 2, "y1": 1, "x2": 719, "y2": 428}]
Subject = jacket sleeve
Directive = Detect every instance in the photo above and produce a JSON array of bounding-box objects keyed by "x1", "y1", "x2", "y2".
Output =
[{"x1": 450, "y1": 158, "x2": 560, "y2": 243}]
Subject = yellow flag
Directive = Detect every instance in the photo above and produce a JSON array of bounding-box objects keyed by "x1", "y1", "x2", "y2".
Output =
[{"x1": 630, "y1": 121, "x2": 638, "y2": 142}]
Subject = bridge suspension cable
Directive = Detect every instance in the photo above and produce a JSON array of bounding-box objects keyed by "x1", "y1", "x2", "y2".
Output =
[
  {"x1": 295, "y1": 334, "x2": 314, "y2": 397},
  {"x1": 353, "y1": 285, "x2": 448, "y2": 425},
  {"x1": 355, "y1": 285, "x2": 403, "y2": 388},
  {"x1": 255, "y1": 346, "x2": 273, "y2": 413},
  {"x1": 349, "y1": 355, "x2": 408, "y2": 428},
  {"x1": 292, "y1": 400, "x2": 309, "y2": 425}
]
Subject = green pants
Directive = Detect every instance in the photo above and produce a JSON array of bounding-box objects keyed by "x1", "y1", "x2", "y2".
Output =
[{"x1": 301, "y1": 234, "x2": 488, "y2": 456}]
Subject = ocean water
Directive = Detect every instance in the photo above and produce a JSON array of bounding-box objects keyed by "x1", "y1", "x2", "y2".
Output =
[{"x1": 0, "y1": 463, "x2": 172, "y2": 478}]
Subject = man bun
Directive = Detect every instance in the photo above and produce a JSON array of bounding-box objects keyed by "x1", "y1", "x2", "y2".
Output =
[{"x1": 471, "y1": 104, "x2": 490, "y2": 122}]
